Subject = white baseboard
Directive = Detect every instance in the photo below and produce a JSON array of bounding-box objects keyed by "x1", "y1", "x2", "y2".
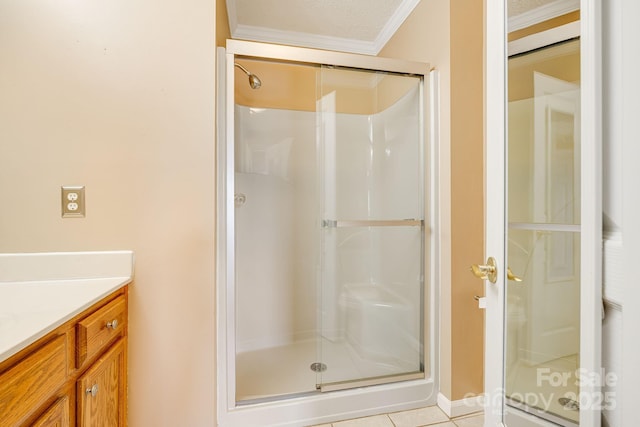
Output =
[{"x1": 437, "y1": 392, "x2": 484, "y2": 418}]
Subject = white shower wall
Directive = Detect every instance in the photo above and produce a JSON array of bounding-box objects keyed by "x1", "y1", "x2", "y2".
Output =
[
  {"x1": 234, "y1": 106, "x2": 318, "y2": 352},
  {"x1": 234, "y1": 85, "x2": 422, "y2": 356}
]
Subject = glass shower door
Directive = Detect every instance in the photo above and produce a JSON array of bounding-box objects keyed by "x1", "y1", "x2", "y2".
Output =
[
  {"x1": 316, "y1": 66, "x2": 426, "y2": 390},
  {"x1": 221, "y1": 42, "x2": 437, "y2": 426}
]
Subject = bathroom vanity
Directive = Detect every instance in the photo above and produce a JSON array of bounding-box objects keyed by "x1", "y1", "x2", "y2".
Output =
[{"x1": 0, "y1": 251, "x2": 133, "y2": 426}]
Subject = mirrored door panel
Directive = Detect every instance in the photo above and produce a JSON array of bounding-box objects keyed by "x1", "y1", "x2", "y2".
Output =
[{"x1": 506, "y1": 39, "x2": 581, "y2": 426}]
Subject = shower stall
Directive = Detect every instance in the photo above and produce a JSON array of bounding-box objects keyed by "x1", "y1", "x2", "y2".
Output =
[{"x1": 216, "y1": 40, "x2": 437, "y2": 426}]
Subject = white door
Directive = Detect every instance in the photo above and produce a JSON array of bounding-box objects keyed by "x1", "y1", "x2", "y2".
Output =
[{"x1": 483, "y1": 1, "x2": 601, "y2": 426}]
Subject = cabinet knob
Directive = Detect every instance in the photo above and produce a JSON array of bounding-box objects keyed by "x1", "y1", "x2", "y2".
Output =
[
  {"x1": 86, "y1": 384, "x2": 99, "y2": 397},
  {"x1": 106, "y1": 319, "x2": 118, "y2": 330}
]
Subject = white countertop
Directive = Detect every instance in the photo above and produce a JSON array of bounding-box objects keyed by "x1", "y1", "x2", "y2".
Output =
[{"x1": 0, "y1": 251, "x2": 134, "y2": 363}]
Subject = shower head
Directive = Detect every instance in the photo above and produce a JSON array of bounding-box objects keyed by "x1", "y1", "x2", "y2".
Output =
[{"x1": 234, "y1": 63, "x2": 262, "y2": 89}]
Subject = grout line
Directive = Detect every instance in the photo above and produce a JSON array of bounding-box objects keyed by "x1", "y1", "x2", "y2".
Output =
[{"x1": 310, "y1": 406, "x2": 483, "y2": 427}]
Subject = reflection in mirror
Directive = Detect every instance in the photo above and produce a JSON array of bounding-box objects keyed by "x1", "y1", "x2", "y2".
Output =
[{"x1": 505, "y1": 21, "x2": 581, "y2": 427}]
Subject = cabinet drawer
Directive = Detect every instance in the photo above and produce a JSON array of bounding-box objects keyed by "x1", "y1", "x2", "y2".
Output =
[
  {"x1": 32, "y1": 395, "x2": 71, "y2": 427},
  {"x1": 0, "y1": 334, "x2": 68, "y2": 426},
  {"x1": 77, "y1": 295, "x2": 126, "y2": 368}
]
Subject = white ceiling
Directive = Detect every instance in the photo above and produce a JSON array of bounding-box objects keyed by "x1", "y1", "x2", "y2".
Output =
[
  {"x1": 225, "y1": 0, "x2": 579, "y2": 56},
  {"x1": 226, "y1": 0, "x2": 420, "y2": 55}
]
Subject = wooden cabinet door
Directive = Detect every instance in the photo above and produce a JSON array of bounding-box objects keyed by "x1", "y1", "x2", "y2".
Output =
[
  {"x1": 0, "y1": 334, "x2": 68, "y2": 426},
  {"x1": 77, "y1": 339, "x2": 125, "y2": 426},
  {"x1": 32, "y1": 396, "x2": 71, "y2": 427}
]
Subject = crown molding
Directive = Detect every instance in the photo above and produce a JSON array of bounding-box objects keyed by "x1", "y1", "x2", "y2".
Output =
[
  {"x1": 225, "y1": 0, "x2": 238, "y2": 36},
  {"x1": 508, "y1": 0, "x2": 580, "y2": 33},
  {"x1": 373, "y1": 0, "x2": 420, "y2": 54},
  {"x1": 508, "y1": 20, "x2": 579, "y2": 56},
  {"x1": 231, "y1": 24, "x2": 380, "y2": 56},
  {"x1": 227, "y1": 0, "x2": 419, "y2": 56}
]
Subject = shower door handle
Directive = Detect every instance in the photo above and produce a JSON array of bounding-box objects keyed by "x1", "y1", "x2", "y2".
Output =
[{"x1": 321, "y1": 219, "x2": 423, "y2": 228}]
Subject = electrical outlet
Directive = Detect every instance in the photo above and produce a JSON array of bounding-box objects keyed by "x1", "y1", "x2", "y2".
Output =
[{"x1": 61, "y1": 186, "x2": 86, "y2": 218}]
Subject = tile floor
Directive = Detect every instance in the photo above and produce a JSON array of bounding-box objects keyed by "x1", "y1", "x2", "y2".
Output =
[{"x1": 308, "y1": 406, "x2": 483, "y2": 427}]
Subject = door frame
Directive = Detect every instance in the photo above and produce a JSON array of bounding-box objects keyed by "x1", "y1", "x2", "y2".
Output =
[{"x1": 484, "y1": 0, "x2": 602, "y2": 426}]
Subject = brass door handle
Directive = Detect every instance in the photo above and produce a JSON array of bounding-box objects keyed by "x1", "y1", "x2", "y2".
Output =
[
  {"x1": 470, "y1": 257, "x2": 497, "y2": 283},
  {"x1": 507, "y1": 267, "x2": 523, "y2": 282},
  {"x1": 471, "y1": 258, "x2": 522, "y2": 283}
]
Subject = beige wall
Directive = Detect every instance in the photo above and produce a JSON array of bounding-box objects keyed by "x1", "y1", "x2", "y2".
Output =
[
  {"x1": 217, "y1": 0, "x2": 231, "y2": 47},
  {"x1": 0, "y1": 1, "x2": 216, "y2": 425},
  {"x1": 509, "y1": 39, "x2": 580, "y2": 101},
  {"x1": 232, "y1": 59, "x2": 421, "y2": 115},
  {"x1": 449, "y1": 0, "x2": 485, "y2": 400},
  {"x1": 509, "y1": 11, "x2": 579, "y2": 42}
]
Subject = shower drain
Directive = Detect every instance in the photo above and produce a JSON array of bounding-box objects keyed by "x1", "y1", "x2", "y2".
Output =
[
  {"x1": 310, "y1": 362, "x2": 327, "y2": 373},
  {"x1": 558, "y1": 397, "x2": 580, "y2": 411}
]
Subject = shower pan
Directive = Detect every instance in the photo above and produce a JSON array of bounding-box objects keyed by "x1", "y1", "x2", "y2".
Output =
[{"x1": 216, "y1": 40, "x2": 438, "y2": 427}]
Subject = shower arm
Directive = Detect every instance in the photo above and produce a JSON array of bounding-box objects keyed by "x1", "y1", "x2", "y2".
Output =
[
  {"x1": 234, "y1": 63, "x2": 251, "y2": 76},
  {"x1": 234, "y1": 62, "x2": 262, "y2": 89}
]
